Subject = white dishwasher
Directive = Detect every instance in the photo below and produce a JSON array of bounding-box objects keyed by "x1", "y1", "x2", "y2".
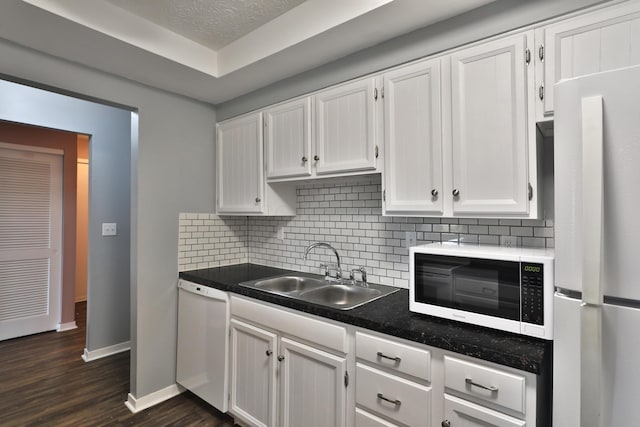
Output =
[{"x1": 176, "y1": 279, "x2": 229, "y2": 412}]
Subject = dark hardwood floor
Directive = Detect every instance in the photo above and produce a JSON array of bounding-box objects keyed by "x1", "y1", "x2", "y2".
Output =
[{"x1": 0, "y1": 302, "x2": 236, "y2": 426}]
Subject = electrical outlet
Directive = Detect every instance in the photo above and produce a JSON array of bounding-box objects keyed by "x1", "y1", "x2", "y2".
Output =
[
  {"x1": 405, "y1": 231, "x2": 417, "y2": 248},
  {"x1": 501, "y1": 236, "x2": 518, "y2": 247},
  {"x1": 277, "y1": 226, "x2": 285, "y2": 241},
  {"x1": 102, "y1": 223, "x2": 117, "y2": 236}
]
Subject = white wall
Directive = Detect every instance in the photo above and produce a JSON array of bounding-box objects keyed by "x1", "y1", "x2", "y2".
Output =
[{"x1": 0, "y1": 37, "x2": 216, "y2": 398}]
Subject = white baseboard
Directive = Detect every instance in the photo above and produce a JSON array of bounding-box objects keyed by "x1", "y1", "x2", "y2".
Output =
[
  {"x1": 124, "y1": 384, "x2": 185, "y2": 413},
  {"x1": 57, "y1": 321, "x2": 77, "y2": 332},
  {"x1": 81, "y1": 341, "x2": 130, "y2": 362}
]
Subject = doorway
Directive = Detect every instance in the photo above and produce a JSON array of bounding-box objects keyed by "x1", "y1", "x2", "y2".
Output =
[
  {"x1": 0, "y1": 77, "x2": 132, "y2": 362},
  {"x1": 0, "y1": 122, "x2": 89, "y2": 339}
]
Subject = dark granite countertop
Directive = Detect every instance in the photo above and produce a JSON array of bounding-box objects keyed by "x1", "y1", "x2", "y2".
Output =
[{"x1": 179, "y1": 263, "x2": 551, "y2": 375}]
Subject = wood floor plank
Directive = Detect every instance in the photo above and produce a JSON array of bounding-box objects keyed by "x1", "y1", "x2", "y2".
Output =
[{"x1": 0, "y1": 302, "x2": 237, "y2": 426}]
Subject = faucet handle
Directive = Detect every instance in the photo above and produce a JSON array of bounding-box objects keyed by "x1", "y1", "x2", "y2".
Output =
[
  {"x1": 319, "y1": 263, "x2": 329, "y2": 277},
  {"x1": 324, "y1": 263, "x2": 342, "y2": 281},
  {"x1": 350, "y1": 267, "x2": 368, "y2": 287}
]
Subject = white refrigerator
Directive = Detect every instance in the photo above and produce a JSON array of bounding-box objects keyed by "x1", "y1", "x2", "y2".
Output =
[{"x1": 554, "y1": 65, "x2": 640, "y2": 426}]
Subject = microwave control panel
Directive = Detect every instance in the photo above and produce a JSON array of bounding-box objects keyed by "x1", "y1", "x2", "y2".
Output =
[{"x1": 521, "y1": 263, "x2": 544, "y2": 325}]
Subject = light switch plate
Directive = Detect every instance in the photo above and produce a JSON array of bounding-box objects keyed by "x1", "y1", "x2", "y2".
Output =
[
  {"x1": 277, "y1": 226, "x2": 285, "y2": 241},
  {"x1": 102, "y1": 223, "x2": 117, "y2": 236}
]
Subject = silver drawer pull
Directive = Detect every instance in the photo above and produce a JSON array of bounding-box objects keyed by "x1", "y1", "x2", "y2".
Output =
[
  {"x1": 377, "y1": 352, "x2": 401, "y2": 363},
  {"x1": 465, "y1": 377, "x2": 498, "y2": 392},
  {"x1": 377, "y1": 393, "x2": 401, "y2": 406}
]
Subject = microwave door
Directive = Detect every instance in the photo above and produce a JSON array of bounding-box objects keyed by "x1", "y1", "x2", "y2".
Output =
[{"x1": 415, "y1": 271, "x2": 454, "y2": 306}]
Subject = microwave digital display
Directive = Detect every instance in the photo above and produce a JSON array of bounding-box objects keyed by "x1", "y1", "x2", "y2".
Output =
[{"x1": 521, "y1": 263, "x2": 544, "y2": 325}]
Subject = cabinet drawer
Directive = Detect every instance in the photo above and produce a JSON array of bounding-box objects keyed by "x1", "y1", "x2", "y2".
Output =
[
  {"x1": 444, "y1": 394, "x2": 526, "y2": 427},
  {"x1": 356, "y1": 364, "x2": 431, "y2": 427},
  {"x1": 356, "y1": 331, "x2": 430, "y2": 381},
  {"x1": 444, "y1": 355, "x2": 525, "y2": 414},
  {"x1": 355, "y1": 408, "x2": 398, "y2": 427}
]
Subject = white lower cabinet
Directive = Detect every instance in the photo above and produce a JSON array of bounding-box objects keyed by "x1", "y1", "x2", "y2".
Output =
[
  {"x1": 229, "y1": 297, "x2": 348, "y2": 427},
  {"x1": 355, "y1": 331, "x2": 432, "y2": 427},
  {"x1": 280, "y1": 337, "x2": 347, "y2": 427},
  {"x1": 441, "y1": 355, "x2": 537, "y2": 427},
  {"x1": 356, "y1": 364, "x2": 431, "y2": 427},
  {"x1": 230, "y1": 319, "x2": 278, "y2": 427},
  {"x1": 226, "y1": 297, "x2": 541, "y2": 427},
  {"x1": 354, "y1": 331, "x2": 539, "y2": 427},
  {"x1": 443, "y1": 394, "x2": 525, "y2": 427}
]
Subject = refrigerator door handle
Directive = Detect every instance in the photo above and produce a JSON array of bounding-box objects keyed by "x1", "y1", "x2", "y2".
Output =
[
  {"x1": 581, "y1": 95, "x2": 604, "y2": 306},
  {"x1": 580, "y1": 95, "x2": 604, "y2": 427}
]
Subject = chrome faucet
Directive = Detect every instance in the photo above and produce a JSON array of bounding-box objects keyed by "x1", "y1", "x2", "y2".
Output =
[{"x1": 303, "y1": 242, "x2": 341, "y2": 280}]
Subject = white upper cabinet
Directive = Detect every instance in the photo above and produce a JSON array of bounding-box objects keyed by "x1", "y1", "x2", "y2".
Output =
[
  {"x1": 217, "y1": 112, "x2": 297, "y2": 216},
  {"x1": 314, "y1": 77, "x2": 380, "y2": 175},
  {"x1": 450, "y1": 31, "x2": 535, "y2": 217},
  {"x1": 217, "y1": 112, "x2": 265, "y2": 214},
  {"x1": 541, "y1": 1, "x2": 640, "y2": 116},
  {"x1": 265, "y1": 97, "x2": 312, "y2": 179},
  {"x1": 383, "y1": 58, "x2": 443, "y2": 216}
]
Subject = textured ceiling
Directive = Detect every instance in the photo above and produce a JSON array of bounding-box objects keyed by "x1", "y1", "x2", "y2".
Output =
[{"x1": 106, "y1": 0, "x2": 306, "y2": 50}]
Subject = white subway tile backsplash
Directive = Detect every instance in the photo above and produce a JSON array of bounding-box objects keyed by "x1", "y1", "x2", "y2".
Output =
[{"x1": 178, "y1": 178, "x2": 554, "y2": 285}]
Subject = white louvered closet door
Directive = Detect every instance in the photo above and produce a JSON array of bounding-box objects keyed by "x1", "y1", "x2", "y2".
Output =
[{"x1": 0, "y1": 144, "x2": 63, "y2": 340}]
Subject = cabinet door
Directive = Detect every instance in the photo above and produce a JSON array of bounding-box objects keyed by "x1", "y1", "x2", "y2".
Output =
[
  {"x1": 450, "y1": 32, "x2": 532, "y2": 216},
  {"x1": 217, "y1": 112, "x2": 264, "y2": 213},
  {"x1": 543, "y1": 2, "x2": 640, "y2": 114},
  {"x1": 314, "y1": 78, "x2": 378, "y2": 175},
  {"x1": 279, "y1": 337, "x2": 347, "y2": 427},
  {"x1": 230, "y1": 319, "x2": 278, "y2": 427},
  {"x1": 443, "y1": 394, "x2": 525, "y2": 427},
  {"x1": 383, "y1": 58, "x2": 443, "y2": 215},
  {"x1": 265, "y1": 97, "x2": 312, "y2": 179}
]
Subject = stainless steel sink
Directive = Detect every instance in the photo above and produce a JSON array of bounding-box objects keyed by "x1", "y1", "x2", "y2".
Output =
[
  {"x1": 297, "y1": 284, "x2": 385, "y2": 309},
  {"x1": 250, "y1": 275, "x2": 328, "y2": 294},
  {"x1": 239, "y1": 273, "x2": 399, "y2": 310}
]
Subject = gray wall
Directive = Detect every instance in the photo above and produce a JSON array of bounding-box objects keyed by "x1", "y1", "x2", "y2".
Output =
[
  {"x1": 0, "y1": 80, "x2": 131, "y2": 352},
  {"x1": 0, "y1": 37, "x2": 216, "y2": 398},
  {"x1": 217, "y1": 0, "x2": 608, "y2": 120}
]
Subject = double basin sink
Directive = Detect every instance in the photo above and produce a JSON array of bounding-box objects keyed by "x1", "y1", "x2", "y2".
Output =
[{"x1": 239, "y1": 273, "x2": 399, "y2": 310}]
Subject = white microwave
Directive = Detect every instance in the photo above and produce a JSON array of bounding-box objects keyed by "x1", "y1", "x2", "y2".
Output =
[{"x1": 410, "y1": 243, "x2": 554, "y2": 339}]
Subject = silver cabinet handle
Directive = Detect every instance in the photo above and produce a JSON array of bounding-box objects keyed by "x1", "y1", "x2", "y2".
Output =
[
  {"x1": 452, "y1": 189, "x2": 460, "y2": 197},
  {"x1": 377, "y1": 393, "x2": 401, "y2": 406},
  {"x1": 265, "y1": 350, "x2": 272, "y2": 356},
  {"x1": 377, "y1": 352, "x2": 401, "y2": 363},
  {"x1": 539, "y1": 85, "x2": 544, "y2": 101},
  {"x1": 313, "y1": 155, "x2": 320, "y2": 161},
  {"x1": 277, "y1": 355, "x2": 285, "y2": 362},
  {"x1": 255, "y1": 197, "x2": 261, "y2": 203},
  {"x1": 441, "y1": 421, "x2": 451, "y2": 427},
  {"x1": 465, "y1": 377, "x2": 498, "y2": 392},
  {"x1": 431, "y1": 189, "x2": 438, "y2": 197},
  {"x1": 302, "y1": 156, "x2": 308, "y2": 163}
]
